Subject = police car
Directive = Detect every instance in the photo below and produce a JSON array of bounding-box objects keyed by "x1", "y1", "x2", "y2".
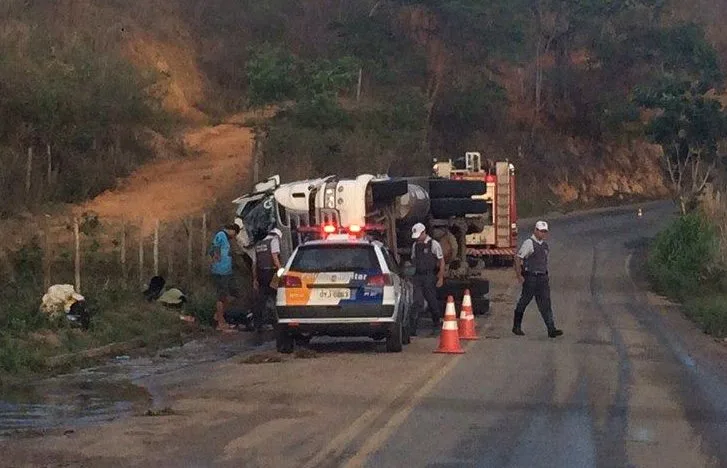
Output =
[{"x1": 274, "y1": 226, "x2": 414, "y2": 353}]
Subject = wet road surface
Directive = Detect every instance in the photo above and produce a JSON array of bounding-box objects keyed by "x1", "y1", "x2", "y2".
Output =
[{"x1": 3, "y1": 202, "x2": 727, "y2": 467}]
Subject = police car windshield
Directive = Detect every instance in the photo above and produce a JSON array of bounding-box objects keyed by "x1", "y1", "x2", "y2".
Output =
[{"x1": 290, "y1": 245, "x2": 379, "y2": 273}]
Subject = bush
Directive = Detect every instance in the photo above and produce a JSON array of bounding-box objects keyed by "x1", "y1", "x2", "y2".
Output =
[
  {"x1": 0, "y1": 31, "x2": 170, "y2": 215},
  {"x1": 685, "y1": 295, "x2": 727, "y2": 338},
  {"x1": 0, "y1": 333, "x2": 45, "y2": 375},
  {"x1": 648, "y1": 212, "x2": 717, "y2": 300}
]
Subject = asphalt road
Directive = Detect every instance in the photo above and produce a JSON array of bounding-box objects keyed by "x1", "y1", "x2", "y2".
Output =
[{"x1": 4, "y1": 201, "x2": 727, "y2": 468}]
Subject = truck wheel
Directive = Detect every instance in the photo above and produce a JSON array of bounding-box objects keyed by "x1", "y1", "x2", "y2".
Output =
[
  {"x1": 276, "y1": 329, "x2": 294, "y2": 354},
  {"x1": 430, "y1": 199, "x2": 489, "y2": 217},
  {"x1": 472, "y1": 298, "x2": 490, "y2": 315},
  {"x1": 295, "y1": 335, "x2": 312, "y2": 346},
  {"x1": 386, "y1": 320, "x2": 403, "y2": 352},
  {"x1": 469, "y1": 278, "x2": 490, "y2": 297},
  {"x1": 428, "y1": 180, "x2": 486, "y2": 198}
]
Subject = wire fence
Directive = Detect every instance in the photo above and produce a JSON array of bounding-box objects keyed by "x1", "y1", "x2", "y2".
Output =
[{"x1": 8, "y1": 211, "x2": 240, "y2": 298}]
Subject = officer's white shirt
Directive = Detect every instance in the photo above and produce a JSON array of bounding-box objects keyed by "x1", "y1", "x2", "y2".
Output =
[
  {"x1": 517, "y1": 235, "x2": 544, "y2": 259},
  {"x1": 411, "y1": 236, "x2": 444, "y2": 260},
  {"x1": 265, "y1": 235, "x2": 281, "y2": 255}
]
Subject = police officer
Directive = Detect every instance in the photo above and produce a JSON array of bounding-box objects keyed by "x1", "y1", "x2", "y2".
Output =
[
  {"x1": 410, "y1": 223, "x2": 445, "y2": 336},
  {"x1": 512, "y1": 220, "x2": 563, "y2": 338},
  {"x1": 252, "y1": 228, "x2": 283, "y2": 331}
]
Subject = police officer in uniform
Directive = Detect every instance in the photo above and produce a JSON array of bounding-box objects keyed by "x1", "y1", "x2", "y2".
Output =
[
  {"x1": 252, "y1": 228, "x2": 283, "y2": 331},
  {"x1": 512, "y1": 220, "x2": 563, "y2": 338},
  {"x1": 410, "y1": 223, "x2": 445, "y2": 336}
]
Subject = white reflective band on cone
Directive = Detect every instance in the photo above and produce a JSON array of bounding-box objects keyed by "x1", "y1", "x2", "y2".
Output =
[
  {"x1": 442, "y1": 320, "x2": 459, "y2": 331},
  {"x1": 462, "y1": 295, "x2": 472, "y2": 307}
]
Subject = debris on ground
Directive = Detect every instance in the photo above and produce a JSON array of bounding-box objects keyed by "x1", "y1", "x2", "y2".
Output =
[
  {"x1": 144, "y1": 407, "x2": 175, "y2": 417},
  {"x1": 239, "y1": 353, "x2": 285, "y2": 364},
  {"x1": 294, "y1": 349, "x2": 319, "y2": 359},
  {"x1": 40, "y1": 284, "x2": 91, "y2": 329}
]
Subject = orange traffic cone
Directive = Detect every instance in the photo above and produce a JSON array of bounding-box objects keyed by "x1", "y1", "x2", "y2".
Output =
[
  {"x1": 434, "y1": 296, "x2": 465, "y2": 354},
  {"x1": 458, "y1": 289, "x2": 479, "y2": 340}
]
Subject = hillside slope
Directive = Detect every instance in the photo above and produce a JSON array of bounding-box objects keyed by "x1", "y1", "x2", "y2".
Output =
[
  {"x1": 75, "y1": 122, "x2": 252, "y2": 229},
  {"x1": 6, "y1": 0, "x2": 727, "y2": 233}
]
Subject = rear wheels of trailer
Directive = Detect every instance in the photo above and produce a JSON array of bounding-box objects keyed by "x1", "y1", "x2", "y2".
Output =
[{"x1": 437, "y1": 278, "x2": 490, "y2": 316}]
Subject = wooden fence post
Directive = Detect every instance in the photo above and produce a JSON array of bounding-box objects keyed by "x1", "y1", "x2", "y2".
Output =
[
  {"x1": 73, "y1": 217, "x2": 81, "y2": 293},
  {"x1": 200, "y1": 213, "x2": 207, "y2": 275},
  {"x1": 42, "y1": 217, "x2": 52, "y2": 291},
  {"x1": 46, "y1": 144, "x2": 52, "y2": 187},
  {"x1": 186, "y1": 218, "x2": 193, "y2": 280},
  {"x1": 138, "y1": 218, "x2": 144, "y2": 287},
  {"x1": 153, "y1": 219, "x2": 160, "y2": 276},
  {"x1": 166, "y1": 222, "x2": 173, "y2": 279},
  {"x1": 120, "y1": 218, "x2": 127, "y2": 286},
  {"x1": 25, "y1": 146, "x2": 33, "y2": 196}
]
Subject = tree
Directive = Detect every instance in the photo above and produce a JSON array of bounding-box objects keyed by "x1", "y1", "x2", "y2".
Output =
[
  {"x1": 637, "y1": 81, "x2": 727, "y2": 214},
  {"x1": 632, "y1": 22, "x2": 724, "y2": 214},
  {"x1": 245, "y1": 45, "x2": 301, "y2": 107}
]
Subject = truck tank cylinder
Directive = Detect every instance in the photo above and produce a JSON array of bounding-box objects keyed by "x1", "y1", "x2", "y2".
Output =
[{"x1": 394, "y1": 184, "x2": 430, "y2": 221}]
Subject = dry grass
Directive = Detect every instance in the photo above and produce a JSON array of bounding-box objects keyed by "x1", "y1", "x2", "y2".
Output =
[{"x1": 699, "y1": 185, "x2": 727, "y2": 267}]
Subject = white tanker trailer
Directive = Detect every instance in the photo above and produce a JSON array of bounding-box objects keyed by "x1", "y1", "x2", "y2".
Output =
[{"x1": 232, "y1": 169, "x2": 495, "y2": 314}]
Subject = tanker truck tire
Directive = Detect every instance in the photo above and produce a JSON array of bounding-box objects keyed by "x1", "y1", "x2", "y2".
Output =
[
  {"x1": 472, "y1": 297, "x2": 490, "y2": 316},
  {"x1": 430, "y1": 199, "x2": 489, "y2": 218},
  {"x1": 428, "y1": 180, "x2": 486, "y2": 199},
  {"x1": 437, "y1": 278, "x2": 490, "y2": 302}
]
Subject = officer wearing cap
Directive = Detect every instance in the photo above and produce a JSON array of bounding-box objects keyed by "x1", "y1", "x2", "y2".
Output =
[
  {"x1": 512, "y1": 220, "x2": 563, "y2": 338},
  {"x1": 410, "y1": 222, "x2": 445, "y2": 336},
  {"x1": 252, "y1": 227, "x2": 283, "y2": 331}
]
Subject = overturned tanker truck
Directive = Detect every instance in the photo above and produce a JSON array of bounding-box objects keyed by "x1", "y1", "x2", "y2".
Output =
[{"x1": 232, "y1": 153, "x2": 517, "y2": 314}]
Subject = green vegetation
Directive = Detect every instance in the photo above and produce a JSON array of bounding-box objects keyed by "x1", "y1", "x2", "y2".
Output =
[
  {"x1": 0, "y1": 20, "x2": 170, "y2": 217},
  {"x1": 647, "y1": 212, "x2": 727, "y2": 338},
  {"x1": 0, "y1": 242, "x2": 192, "y2": 378},
  {"x1": 648, "y1": 213, "x2": 717, "y2": 300}
]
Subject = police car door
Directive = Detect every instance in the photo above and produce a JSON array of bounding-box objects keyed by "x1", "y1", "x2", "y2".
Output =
[{"x1": 380, "y1": 247, "x2": 403, "y2": 310}]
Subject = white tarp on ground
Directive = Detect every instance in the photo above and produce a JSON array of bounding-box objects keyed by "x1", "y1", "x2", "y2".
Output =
[{"x1": 40, "y1": 284, "x2": 84, "y2": 317}]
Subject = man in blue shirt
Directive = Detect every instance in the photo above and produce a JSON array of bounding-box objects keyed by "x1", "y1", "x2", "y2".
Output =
[{"x1": 211, "y1": 224, "x2": 240, "y2": 332}]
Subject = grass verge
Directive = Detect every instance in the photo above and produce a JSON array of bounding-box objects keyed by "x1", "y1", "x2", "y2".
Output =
[{"x1": 647, "y1": 210, "x2": 727, "y2": 339}]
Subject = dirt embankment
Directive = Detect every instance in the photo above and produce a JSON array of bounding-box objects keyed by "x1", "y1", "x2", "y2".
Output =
[{"x1": 74, "y1": 121, "x2": 254, "y2": 231}]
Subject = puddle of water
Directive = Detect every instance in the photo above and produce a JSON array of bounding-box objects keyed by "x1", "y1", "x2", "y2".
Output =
[
  {"x1": 0, "y1": 378, "x2": 150, "y2": 439},
  {"x1": 0, "y1": 333, "x2": 274, "y2": 440}
]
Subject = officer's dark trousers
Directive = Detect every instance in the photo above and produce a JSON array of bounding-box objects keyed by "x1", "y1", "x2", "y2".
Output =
[
  {"x1": 513, "y1": 273, "x2": 556, "y2": 332},
  {"x1": 411, "y1": 275, "x2": 440, "y2": 333},
  {"x1": 253, "y1": 270, "x2": 276, "y2": 329}
]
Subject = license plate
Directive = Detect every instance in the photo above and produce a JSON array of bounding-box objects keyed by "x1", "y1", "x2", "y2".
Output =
[{"x1": 317, "y1": 289, "x2": 351, "y2": 300}]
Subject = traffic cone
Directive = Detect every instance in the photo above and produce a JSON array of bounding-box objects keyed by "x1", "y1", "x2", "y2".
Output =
[
  {"x1": 458, "y1": 289, "x2": 479, "y2": 340},
  {"x1": 434, "y1": 296, "x2": 465, "y2": 354}
]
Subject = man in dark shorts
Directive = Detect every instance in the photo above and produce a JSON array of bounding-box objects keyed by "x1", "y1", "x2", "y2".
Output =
[{"x1": 210, "y1": 223, "x2": 240, "y2": 332}]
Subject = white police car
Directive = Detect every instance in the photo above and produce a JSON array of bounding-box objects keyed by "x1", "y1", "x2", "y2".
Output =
[{"x1": 274, "y1": 228, "x2": 413, "y2": 353}]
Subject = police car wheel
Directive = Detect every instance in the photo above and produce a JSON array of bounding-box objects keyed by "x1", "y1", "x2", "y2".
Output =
[
  {"x1": 386, "y1": 320, "x2": 403, "y2": 353},
  {"x1": 276, "y1": 330, "x2": 294, "y2": 354}
]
